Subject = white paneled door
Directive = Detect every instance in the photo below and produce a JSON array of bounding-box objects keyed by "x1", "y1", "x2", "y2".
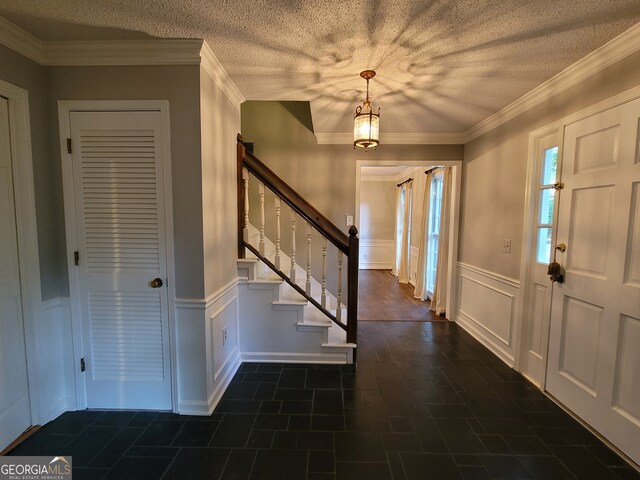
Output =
[
  {"x1": 69, "y1": 110, "x2": 171, "y2": 410},
  {"x1": 546, "y1": 97, "x2": 640, "y2": 464},
  {"x1": 0, "y1": 97, "x2": 31, "y2": 451}
]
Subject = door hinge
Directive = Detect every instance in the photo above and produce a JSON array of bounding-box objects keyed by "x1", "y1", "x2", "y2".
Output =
[
  {"x1": 553, "y1": 182, "x2": 564, "y2": 190},
  {"x1": 74, "y1": 251, "x2": 79, "y2": 266},
  {"x1": 80, "y1": 357, "x2": 86, "y2": 372},
  {"x1": 66, "y1": 138, "x2": 72, "y2": 154}
]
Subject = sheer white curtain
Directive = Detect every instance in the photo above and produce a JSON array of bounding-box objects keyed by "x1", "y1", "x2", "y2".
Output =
[
  {"x1": 413, "y1": 172, "x2": 433, "y2": 300},
  {"x1": 430, "y1": 167, "x2": 452, "y2": 315},
  {"x1": 397, "y1": 181, "x2": 412, "y2": 283},
  {"x1": 392, "y1": 181, "x2": 412, "y2": 282},
  {"x1": 391, "y1": 186, "x2": 403, "y2": 276}
]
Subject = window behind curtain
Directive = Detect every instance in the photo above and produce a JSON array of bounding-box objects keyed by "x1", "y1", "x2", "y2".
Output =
[{"x1": 426, "y1": 174, "x2": 443, "y2": 296}]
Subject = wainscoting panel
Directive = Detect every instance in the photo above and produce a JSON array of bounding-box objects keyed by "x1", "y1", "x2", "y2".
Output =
[
  {"x1": 455, "y1": 263, "x2": 520, "y2": 366},
  {"x1": 359, "y1": 239, "x2": 393, "y2": 269},
  {"x1": 38, "y1": 298, "x2": 75, "y2": 423},
  {"x1": 175, "y1": 278, "x2": 241, "y2": 416}
]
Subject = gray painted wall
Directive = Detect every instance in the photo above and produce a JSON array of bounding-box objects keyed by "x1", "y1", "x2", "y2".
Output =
[
  {"x1": 47, "y1": 64, "x2": 204, "y2": 298},
  {"x1": 461, "y1": 50, "x2": 640, "y2": 280},
  {"x1": 0, "y1": 45, "x2": 62, "y2": 300}
]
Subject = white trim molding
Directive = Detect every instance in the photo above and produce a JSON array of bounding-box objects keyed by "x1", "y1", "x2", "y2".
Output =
[
  {"x1": 241, "y1": 351, "x2": 348, "y2": 364},
  {"x1": 200, "y1": 41, "x2": 245, "y2": 110},
  {"x1": 0, "y1": 79, "x2": 45, "y2": 425},
  {"x1": 175, "y1": 279, "x2": 241, "y2": 416},
  {"x1": 359, "y1": 239, "x2": 394, "y2": 270},
  {"x1": 0, "y1": 16, "x2": 44, "y2": 63},
  {"x1": 455, "y1": 262, "x2": 520, "y2": 367},
  {"x1": 44, "y1": 39, "x2": 203, "y2": 66},
  {"x1": 464, "y1": 22, "x2": 640, "y2": 142}
]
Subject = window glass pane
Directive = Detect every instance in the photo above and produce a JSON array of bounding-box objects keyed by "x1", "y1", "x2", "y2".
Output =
[
  {"x1": 536, "y1": 227, "x2": 552, "y2": 263},
  {"x1": 426, "y1": 175, "x2": 444, "y2": 294},
  {"x1": 542, "y1": 147, "x2": 558, "y2": 185},
  {"x1": 539, "y1": 188, "x2": 555, "y2": 225}
]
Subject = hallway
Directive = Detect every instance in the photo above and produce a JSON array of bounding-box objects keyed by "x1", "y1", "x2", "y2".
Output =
[
  {"x1": 358, "y1": 270, "x2": 444, "y2": 321},
  {"x1": 6, "y1": 322, "x2": 638, "y2": 479}
]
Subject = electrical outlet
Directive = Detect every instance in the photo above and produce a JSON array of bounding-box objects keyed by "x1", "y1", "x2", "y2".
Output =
[
  {"x1": 502, "y1": 239, "x2": 511, "y2": 253},
  {"x1": 346, "y1": 214, "x2": 354, "y2": 226},
  {"x1": 222, "y1": 326, "x2": 227, "y2": 347}
]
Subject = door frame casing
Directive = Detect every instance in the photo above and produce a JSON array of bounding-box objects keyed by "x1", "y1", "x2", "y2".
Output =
[
  {"x1": 516, "y1": 84, "x2": 640, "y2": 384},
  {"x1": 0, "y1": 79, "x2": 42, "y2": 425},
  {"x1": 355, "y1": 159, "x2": 463, "y2": 318},
  {"x1": 57, "y1": 100, "x2": 178, "y2": 412}
]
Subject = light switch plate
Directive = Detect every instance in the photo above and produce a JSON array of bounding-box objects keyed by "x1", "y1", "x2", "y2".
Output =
[
  {"x1": 346, "y1": 214, "x2": 354, "y2": 226},
  {"x1": 502, "y1": 239, "x2": 511, "y2": 253}
]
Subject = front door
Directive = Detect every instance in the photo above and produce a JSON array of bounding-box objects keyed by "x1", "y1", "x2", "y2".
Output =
[
  {"x1": 0, "y1": 97, "x2": 32, "y2": 451},
  {"x1": 546, "y1": 97, "x2": 640, "y2": 464},
  {"x1": 68, "y1": 110, "x2": 172, "y2": 410}
]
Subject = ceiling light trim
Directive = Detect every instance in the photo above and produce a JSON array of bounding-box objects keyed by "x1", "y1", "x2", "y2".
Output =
[
  {"x1": 317, "y1": 132, "x2": 465, "y2": 145},
  {"x1": 0, "y1": 16, "x2": 45, "y2": 63},
  {"x1": 464, "y1": 21, "x2": 640, "y2": 142}
]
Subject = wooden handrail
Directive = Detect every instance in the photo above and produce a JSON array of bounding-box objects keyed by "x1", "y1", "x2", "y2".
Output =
[
  {"x1": 237, "y1": 133, "x2": 358, "y2": 358},
  {"x1": 238, "y1": 135, "x2": 349, "y2": 254}
]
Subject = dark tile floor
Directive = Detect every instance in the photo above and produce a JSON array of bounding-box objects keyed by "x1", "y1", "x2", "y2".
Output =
[{"x1": 7, "y1": 321, "x2": 640, "y2": 479}]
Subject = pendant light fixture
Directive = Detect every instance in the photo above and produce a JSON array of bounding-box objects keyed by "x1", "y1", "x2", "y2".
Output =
[{"x1": 353, "y1": 70, "x2": 380, "y2": 150}]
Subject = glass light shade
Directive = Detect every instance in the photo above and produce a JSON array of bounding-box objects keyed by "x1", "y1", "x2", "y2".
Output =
[{"x1": 354, "y1": 110, "x2": 380, "y2": 149}]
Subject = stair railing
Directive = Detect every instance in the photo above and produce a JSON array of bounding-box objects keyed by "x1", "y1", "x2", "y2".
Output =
[{"x1": 237, "y1": 134, "x2": 358, "y2": 348}]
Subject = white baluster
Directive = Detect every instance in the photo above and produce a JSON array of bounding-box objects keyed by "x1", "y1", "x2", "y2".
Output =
[
  {"x1": 258, "y1": 182, "x2": 265, "y2": 255},
  {"x1": 274, "y1": 197, "x2": 281, "y2": 270},
  {"x1": 336, "y1": 251, "x2": 343, "y2": 322},
  {"x1": 321, "y1": 238, "x2": 327, "y2": 308},
  {"x1": 290, "y1": 210, "x2": 297, "y2": 283},
  {"x1": 306, "y1": 222, "x2": 312, "y2": 295},
  {"x1": 242, "y1": 168, "x2": 249, "y2": 242}
]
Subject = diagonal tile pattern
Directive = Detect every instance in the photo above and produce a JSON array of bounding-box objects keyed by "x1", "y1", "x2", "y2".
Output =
[{"x1": 7, "y1": 321, "x2": 640, "y2": 479}]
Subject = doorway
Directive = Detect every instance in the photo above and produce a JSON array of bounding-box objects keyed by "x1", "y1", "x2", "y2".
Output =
[
  {"x1": 355, "y1": 161, "x2": 462, "y2": 321},
  {"x1": 519, "y1": 89, "x2": 640, "y2": 467},
  {"x1": 0, "y1": 80, "x2": 42, "y2": 452},
  {"x1": 59, "y1": 101, "x2": 176, "y2": 411}
]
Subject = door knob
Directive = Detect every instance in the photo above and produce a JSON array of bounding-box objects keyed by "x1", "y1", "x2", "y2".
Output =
[
  {"x1": 149, "y1": 277, "x2": 164, "y2": 288},
  {"x1": 547, "y1": 262, "x2": 564, "y2": 284}
]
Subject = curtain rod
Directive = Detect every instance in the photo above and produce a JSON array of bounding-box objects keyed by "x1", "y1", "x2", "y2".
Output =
[
  {"x1": 397, "y1": 177, "x2": 413, "y2": 187},
  {"x1": 425, "y1": 167, "x2": 440, "y2": 174}
]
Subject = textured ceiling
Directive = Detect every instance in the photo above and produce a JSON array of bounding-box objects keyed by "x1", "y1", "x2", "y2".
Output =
[{"x1": 1, "y1": 1, "x2": 639, "y2": 134}]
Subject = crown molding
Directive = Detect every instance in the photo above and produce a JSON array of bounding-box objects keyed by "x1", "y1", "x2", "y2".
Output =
[
  {"x1": 0, "y1": 16, "x2": 45, "y2": 63},
  {"x1": 316, "y1": 132, "x2": 464, "y2": 145},
  {"x1": 200, "y1": 41, "x2": 245, "y2": 110},
  {"x1": 42, "y1": 39, "x2": 204, "y2": 66},
  {"x1": 464, "y1": 22, "x2": 640, "y2": 142}
]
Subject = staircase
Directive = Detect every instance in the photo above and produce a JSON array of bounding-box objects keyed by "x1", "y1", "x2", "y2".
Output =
[{"x1": 236, "y1": 135, "x2": 358, "y2": 364}]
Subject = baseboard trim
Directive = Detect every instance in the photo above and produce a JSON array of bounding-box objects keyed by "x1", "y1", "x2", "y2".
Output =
[
  {"x1": 177, "y1": 349, "x2": 241, "y2": 416},
  {"x1": 241, "y1": 351, "x2": 348, "y2": 364},
  {"x1": 455, "y1": 313, "x2": 515, "y2": 367}
]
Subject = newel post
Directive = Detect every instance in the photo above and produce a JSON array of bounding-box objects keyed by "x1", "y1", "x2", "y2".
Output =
[
  {"x1": 237, "y1": 133, "x2": 246, "y2": 259},
  {"x1": 347, "y1": 225, "x2": 359, "y2": 350}
]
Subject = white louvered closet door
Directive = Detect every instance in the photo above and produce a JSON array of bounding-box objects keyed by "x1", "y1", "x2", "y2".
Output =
[{"x1": 69, "y1": 111, "x2": 171, "y2": 410}]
